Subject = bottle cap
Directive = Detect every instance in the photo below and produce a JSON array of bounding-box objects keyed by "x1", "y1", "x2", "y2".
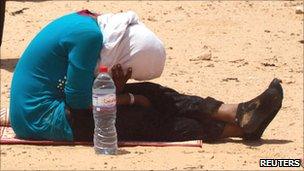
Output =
[{"x1": 99, "y1": 65, "x2": 108, "y2": 73}]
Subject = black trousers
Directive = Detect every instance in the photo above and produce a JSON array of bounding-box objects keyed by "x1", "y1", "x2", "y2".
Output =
[{"x1": 67, "y1": 82, "x2": 226, "y2": 142}]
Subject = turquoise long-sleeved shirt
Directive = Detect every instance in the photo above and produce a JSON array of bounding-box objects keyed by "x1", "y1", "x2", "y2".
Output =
[{"x1": 10, "y1": 11, "x2": 103, "y2": 141}]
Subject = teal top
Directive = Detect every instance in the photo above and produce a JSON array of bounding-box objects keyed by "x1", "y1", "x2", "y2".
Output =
[{"x1": 9, "y1": 12, "x2": 103, "y2": 141}]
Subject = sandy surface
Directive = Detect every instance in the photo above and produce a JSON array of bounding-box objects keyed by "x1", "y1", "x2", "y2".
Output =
[{"x1": 1, "y1": 1, "x2": 303, "y2": 170}]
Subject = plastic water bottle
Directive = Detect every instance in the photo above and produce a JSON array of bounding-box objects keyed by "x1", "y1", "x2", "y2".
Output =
[{"x1": 92, "y1": 65, "x2": 117, "y2": 155}]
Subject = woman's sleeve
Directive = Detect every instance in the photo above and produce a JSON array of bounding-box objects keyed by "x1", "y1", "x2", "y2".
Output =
[{"x1": 62, "y1": 30, "x2": 103, "y2": 109}]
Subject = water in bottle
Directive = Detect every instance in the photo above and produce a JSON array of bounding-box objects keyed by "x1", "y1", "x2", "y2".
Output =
[{"x1": 92, "y1": 65, "x2": 117, "y2": 155}]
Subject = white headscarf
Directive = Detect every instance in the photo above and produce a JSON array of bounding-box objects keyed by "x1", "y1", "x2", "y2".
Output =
[{"x1": 96, "y1": 11, "x2": 166, "y2": 81}]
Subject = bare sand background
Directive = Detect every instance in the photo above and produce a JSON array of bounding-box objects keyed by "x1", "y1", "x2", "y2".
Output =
[{"x1": 0, "y1": 1, "x2": 303, "y2": 170}]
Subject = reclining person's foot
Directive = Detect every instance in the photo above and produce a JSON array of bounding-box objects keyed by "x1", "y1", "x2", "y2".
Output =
[{"x1": 234, "y1": 78, "x2": 283, "y2": 140}]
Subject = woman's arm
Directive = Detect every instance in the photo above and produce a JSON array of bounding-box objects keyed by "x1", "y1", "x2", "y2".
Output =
[{"x1": 63, "y1": 29, "x2": 102, "y2": 109}]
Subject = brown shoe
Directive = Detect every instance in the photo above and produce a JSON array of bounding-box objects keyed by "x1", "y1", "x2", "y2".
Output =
[{"x1": 235, "y1": 78, "x2": 283, "y2": 140}]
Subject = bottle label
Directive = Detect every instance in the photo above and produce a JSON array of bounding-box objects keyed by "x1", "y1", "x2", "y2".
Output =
[{"x1": 93, "y1": 93, "x2": 116, "y2": 112}]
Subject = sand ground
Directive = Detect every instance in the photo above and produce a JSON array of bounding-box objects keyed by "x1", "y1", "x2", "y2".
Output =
[{"x1": 0, "y1": 1, "x2": 303, "y2": 170}]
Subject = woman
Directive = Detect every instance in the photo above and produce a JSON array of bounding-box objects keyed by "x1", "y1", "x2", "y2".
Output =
[
  {"x1": 10, "y1": 10, "x2": 283, "y2": 142},
  {"x1": 9, "y1": 10, "x2": 165, "y2": 141}
]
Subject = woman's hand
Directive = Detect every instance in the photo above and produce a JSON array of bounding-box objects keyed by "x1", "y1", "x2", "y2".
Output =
[{"x1": 111, "y1": 64, "x2": 132, "y2": 94}]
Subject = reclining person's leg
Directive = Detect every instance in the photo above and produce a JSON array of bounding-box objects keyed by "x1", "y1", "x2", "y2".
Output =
[
  {"x1": 124, "y1": 78, "x2": 283, "y2": 140},
  {"x1": 116, "y1": 106, "x2": 228, "y2": 142},
  {"x1": 123, "y1": 82, "x2": 223, "y2": 123},
  {"x1": 166, "y1": 117, "x2": 228, "y2": 142},
  {"x1": 213, "y1": 79, "x2": 283, "y2": 139}
]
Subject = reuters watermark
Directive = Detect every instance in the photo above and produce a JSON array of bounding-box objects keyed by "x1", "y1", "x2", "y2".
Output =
[{"x1": 260, "y1": 159, "x2": 303, "y2": 168}]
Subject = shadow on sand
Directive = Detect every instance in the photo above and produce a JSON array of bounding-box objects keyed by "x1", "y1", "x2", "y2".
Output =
[
  {"x1": 206, "y1": 138, "x2": 293, "y2": 147},
  {"x1": 0, "y1": 58, "x2": 19, "y2": 72}
]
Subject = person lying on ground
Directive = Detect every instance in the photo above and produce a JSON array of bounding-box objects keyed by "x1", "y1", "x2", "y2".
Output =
[{"x1": 68, "y1": 64, "x2": 282, "y2": 142}]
